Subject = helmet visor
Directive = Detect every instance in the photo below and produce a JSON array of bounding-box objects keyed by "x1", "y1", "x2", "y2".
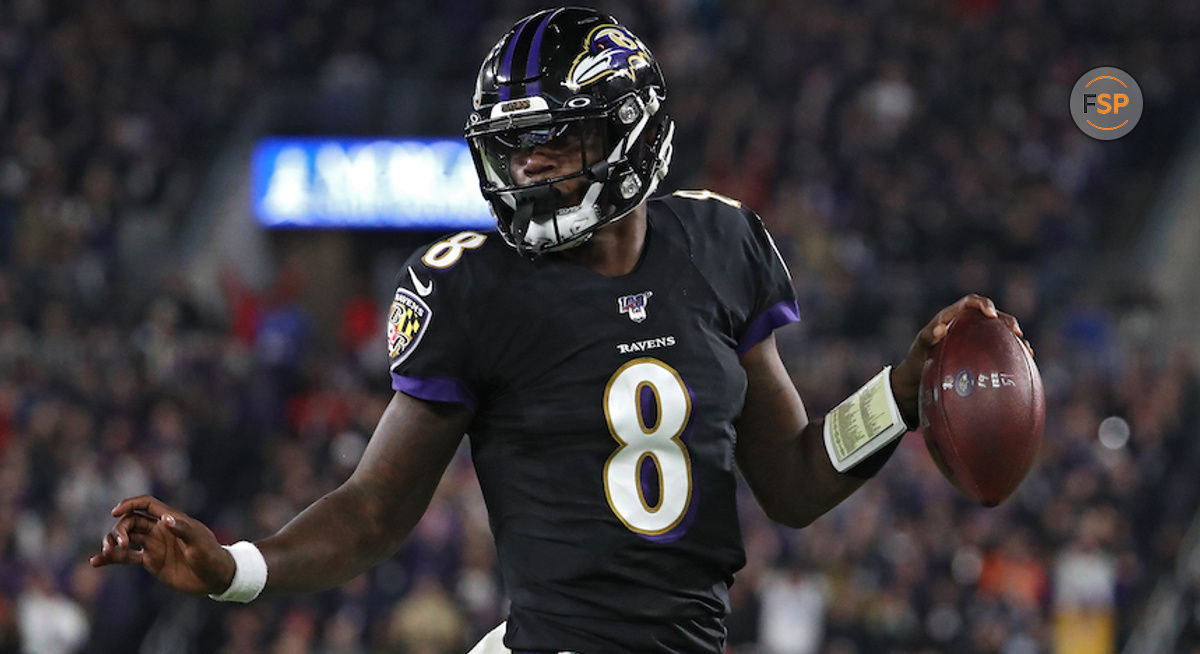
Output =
[{"x1": 468, "y1": 115, "x2": 608, "y2": 194}]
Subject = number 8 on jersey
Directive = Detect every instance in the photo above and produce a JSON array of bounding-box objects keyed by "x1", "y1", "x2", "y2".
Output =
[{"x1": 603, "y1": 358, "x2": 693, "y2": 535}]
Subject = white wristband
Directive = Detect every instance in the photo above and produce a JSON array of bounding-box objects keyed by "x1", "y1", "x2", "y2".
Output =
[{"x1": 208, "y1": 541, "x2": 268, "y2": 603}]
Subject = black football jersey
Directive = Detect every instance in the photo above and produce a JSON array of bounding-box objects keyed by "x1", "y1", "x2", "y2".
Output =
[{"x1": 387, "y1": 192, "x2": 799, "y2": 653}]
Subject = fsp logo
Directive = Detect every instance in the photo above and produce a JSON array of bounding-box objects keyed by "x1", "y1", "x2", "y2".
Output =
[
  {"x1": 1070, "y1": 67, "x2": 1143, "y2": 140},
  {"x1": 1084, "y1": 91, "x2": 1127, "y2": 115}
]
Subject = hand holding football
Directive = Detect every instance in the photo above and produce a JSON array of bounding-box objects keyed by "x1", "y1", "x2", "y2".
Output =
[{"x1": 918, "y1": 309, "x2": 1044, "y2": 506}]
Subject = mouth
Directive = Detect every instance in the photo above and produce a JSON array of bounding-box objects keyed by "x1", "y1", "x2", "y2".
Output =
[
  {"x1": 516, "y1": 176, "x2": 585, "y2": 208},
  {"x1": 551, "y1": 177, "x2": 588, "y2": 206}
]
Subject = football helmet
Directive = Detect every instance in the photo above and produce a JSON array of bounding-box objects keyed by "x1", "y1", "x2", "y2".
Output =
[{"x1": 465, "y1": 7, "x2": 675, "y2": 256}]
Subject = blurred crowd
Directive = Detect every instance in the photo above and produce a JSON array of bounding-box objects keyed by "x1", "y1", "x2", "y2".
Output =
[{"x1": 1, "y1": 1, "x2": 1199, "y2": 653}]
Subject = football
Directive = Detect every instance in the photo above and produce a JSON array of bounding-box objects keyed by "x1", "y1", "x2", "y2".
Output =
[{"x1": 918, "y1": 309, "x2": 1045, "y2": 506}]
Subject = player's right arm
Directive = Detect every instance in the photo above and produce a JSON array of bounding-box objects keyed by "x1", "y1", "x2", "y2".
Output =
[
  {"x1": 94, "y1": 233, "x2": 487, "y2": 596},
  {"x1": 91, "y1": 391, "x2": 471, "y2": 596}
]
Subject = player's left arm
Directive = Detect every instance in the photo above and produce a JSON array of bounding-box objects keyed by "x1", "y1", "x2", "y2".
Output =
[
  {"x1": 734, "y1": 294, "x2": 1023, "y2": 528},
  {"x1": 734, "y1": 332, "x2": 846, "y2": 528}
]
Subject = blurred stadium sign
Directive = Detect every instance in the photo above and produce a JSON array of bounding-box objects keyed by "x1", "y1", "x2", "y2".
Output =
[{"x1": 252, "y1": 138, "x2": 493, "y2": 229}]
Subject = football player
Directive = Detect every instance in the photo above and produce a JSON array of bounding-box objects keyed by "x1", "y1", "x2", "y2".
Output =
[{"x1": 92, "y1": 8, "x2": 1024, "y2": 653}]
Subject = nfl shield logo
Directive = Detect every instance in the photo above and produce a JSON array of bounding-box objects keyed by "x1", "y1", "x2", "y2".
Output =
[{"x1": 618, "y1": 291, "x2": 653, "y2": 323}]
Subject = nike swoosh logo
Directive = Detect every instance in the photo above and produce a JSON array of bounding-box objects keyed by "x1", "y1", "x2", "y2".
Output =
[{"x1": 408, "y1": 267, "x2": 433, "y2": 297}]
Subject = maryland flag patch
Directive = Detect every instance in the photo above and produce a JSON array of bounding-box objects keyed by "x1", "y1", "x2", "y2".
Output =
[{"x1": 387, "y1": 288, "x2": 431, "y2": 363}]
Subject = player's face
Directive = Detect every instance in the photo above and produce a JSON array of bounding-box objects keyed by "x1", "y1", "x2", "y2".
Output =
[{"x1": 507, "y1": 122, "x2": 603, "y2": 207}]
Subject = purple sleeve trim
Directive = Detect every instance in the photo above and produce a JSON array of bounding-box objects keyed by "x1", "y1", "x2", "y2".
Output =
[
  {"x1": 390, "y1": 371, "x2": 477, "y2": 410},
  {"x1": 736, "y1": 300, "x2": 802, "y2": 356}
]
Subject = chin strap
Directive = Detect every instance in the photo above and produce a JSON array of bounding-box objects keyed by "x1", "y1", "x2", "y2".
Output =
[
  {"x1": 509, "y1": 185, "x2": 561, "y2": 248},
  {"x1": 505, "y1": 158, "x2": 620, "y2": 257}
]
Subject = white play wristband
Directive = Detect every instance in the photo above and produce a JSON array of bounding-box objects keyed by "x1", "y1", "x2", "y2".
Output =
[
  {"x1": 208, "y1": 541, "x2": 268, "y2": 603},
  {"x1": 822, "y1": 366, "x2": 909, "y2": 472}
]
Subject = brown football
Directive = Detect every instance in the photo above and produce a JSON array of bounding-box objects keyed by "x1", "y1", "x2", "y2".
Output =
[{"x1": 918, "y1": 309, "x2": 1044, "y2": 506}]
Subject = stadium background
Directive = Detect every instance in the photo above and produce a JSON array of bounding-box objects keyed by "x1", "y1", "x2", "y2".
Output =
[{"x1": 2, "y1": 0, "x2": 1200, "y2": 653}]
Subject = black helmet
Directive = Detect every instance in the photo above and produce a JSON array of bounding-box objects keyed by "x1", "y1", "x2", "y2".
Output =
[{"x1": 465, "y1": 7, "x2": 675, "y2": 256}]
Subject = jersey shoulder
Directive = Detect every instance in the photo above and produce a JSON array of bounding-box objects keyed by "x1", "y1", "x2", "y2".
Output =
[
  {"x1": 399, "y1": 229, "x2": 521, "y2": 301},
  {"x1": 387, "y1": 230, "x2": 516, "y2": 387},
  {"x1": 651, "y1": 190, "x2": 778, "y2": 267},
  {"x1": 655, "y1": 188, "x2": 748, "y2": 218}
]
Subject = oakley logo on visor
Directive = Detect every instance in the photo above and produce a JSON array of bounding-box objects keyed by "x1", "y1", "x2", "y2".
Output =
[{"x1": 490, "y1": 95, "x2": 549, "y2": 119}]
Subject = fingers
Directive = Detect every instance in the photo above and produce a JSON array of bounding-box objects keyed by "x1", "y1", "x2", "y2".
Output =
[
  {"x1": 919, "y1": 294, "x2": 1022, "y2": 351},
  {"x1": 997, "y1": 311, "x2": 1024, "y2": 338},
  {"x1": 111, "y1": 495, "x2": 175, "y2": 520},
  {"x1": 91, "y1": 533, "x2": 145, "y2": 568},
  {"x1": 100, "y1": 495, "x2": 194, "y2": 571},
  {"x1": 111, "y1": 513, "x2": 157, "y2": 549},
  {"x1": 936, "y1": 294, "x2": 996, "y2": 328},
  {"x1": 99, "y1": 516, "x2": 155, "y2": 560},
  {"x1": 937, "y1": 295, "x2": 1008, "y2": 333},
  {"x1": 101, "y1": 508, "x2": 193, "y2": 554},
  {"x1": 953, "y1": 293, "x2": 998, "y2": 319},
  {"x1": 160, "y1": 513, "x2": 195, "y2": 544},
  {"x1": 111, "y1": 496, "x2": 189, "y2": 541}
]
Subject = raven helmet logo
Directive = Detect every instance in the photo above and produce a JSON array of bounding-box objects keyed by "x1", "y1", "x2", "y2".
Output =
[
  {"x1": 566, "y1": 25, "x2": 651, "y2": 91},
  {"x1": 618, "y1": 290, "x2": 653, "y2": 323}
]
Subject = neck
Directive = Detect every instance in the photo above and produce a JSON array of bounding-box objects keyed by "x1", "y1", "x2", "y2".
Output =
[{"x1": 556, "y1": 204, "x2": 648, "y2": 276}]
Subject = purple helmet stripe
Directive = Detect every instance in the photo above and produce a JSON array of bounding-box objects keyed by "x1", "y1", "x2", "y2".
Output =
[
  {"x1": 523, "y1": 8, "x2": 560, "y2": 98},
  {"x1": 498, "y1": 16, "x2": 532, "y2": 101}
]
